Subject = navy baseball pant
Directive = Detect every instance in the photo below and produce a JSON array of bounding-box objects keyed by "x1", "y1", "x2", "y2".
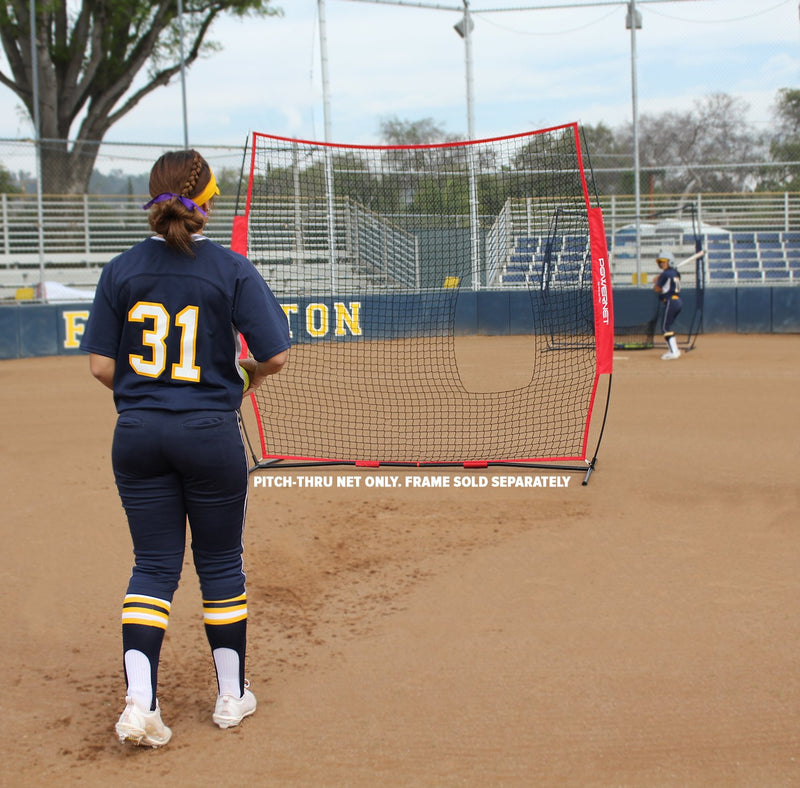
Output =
[
  {"x1": 660, "y1": 297, "x2": 682, "y2": 336},
  {"x1": 111, "y1": 409, "x2": 249, "y2": 603}
]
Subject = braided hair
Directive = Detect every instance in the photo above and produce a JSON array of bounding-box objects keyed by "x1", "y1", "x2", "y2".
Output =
[{"x1": 146, "y1": 150, "x2": 214, "y2": 256}]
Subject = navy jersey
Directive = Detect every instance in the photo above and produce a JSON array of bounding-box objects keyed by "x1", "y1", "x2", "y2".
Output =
[
  {"x1": 81, "y1": 236, "x2": 290, "y2": 412},
  {"x1": 656, "y1": 266, "x2": 681, "y2": 302}
]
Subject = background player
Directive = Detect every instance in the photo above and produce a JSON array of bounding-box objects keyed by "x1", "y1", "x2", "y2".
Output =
[
  {"x1": 80, "y1": 150, "x2": 290, "y2": 748},
  {"x1": 653, "y1": 250, "x2": 682, "y2": 360}
]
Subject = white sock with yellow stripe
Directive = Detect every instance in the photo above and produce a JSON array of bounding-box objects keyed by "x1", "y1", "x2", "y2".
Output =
[
  {"x1": 121, "y1": 594, "x2": 171, "y2": 712},
  {"x1": 203, "y1": 594, "x2": 248, "y2": 698}
]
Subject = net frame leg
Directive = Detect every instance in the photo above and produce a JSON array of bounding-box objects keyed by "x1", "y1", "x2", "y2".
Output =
[
  {"x1": 581, "y1": 373, "x2": 612, "y2": 486},
  {"x1": 679, "y1": 209, "x2": 704, "y2": 354},
  {"x1": 239, "y1": 409, "x2": 266, "y2": 473}
]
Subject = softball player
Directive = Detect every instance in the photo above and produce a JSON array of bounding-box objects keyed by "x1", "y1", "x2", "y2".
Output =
[
  {"x1": 81, "y1": 150, "x2": 290, "y2": 748},
  {"x1": 653, "y1": 249, "x2": 682, "y2": 360}
]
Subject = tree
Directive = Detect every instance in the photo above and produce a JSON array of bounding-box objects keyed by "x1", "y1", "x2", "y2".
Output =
[
  {"x1": 376, "y1": 116, "x2": 466, "y2": 217},
  {"x1": 0, "y1": 162, "x2": 22, "y2": 193},
  {"x1": 771, "y1": 88, "x2": 800, "y2": 139},
  {"x1": 760, "y1": 88, "x2": 800, "y2": 191},
  {"x1": 0, "y1": 1, "x2": 281, "y2": 194},
  {"x1": 579, "y1": 122, "x2": 633, "y2": 196},
  {"x1": 623, "y1": 93, "x2": 763, "y2": 195},
  {"x1": 378, "y1": 116, "x2": 456, "y2": 147},
  {"x1": 378, "y1": 115, "x2": 461, "y2": 171}
]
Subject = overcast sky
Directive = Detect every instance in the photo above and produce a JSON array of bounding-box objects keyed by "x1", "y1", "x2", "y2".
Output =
[{"x1": 0, "y1": 0, "x2": 798, "y2": 159}]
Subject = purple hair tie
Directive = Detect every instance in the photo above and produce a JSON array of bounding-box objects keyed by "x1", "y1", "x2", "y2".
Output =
[{"x1": 142, "y1": 192, "x2": 207, "y2": 217}]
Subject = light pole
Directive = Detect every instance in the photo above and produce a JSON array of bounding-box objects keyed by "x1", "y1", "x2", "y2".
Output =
[
  {"x1": 317, "y1": 0, "x2": 338, "y2": 291},
  {"x1": 30, "y1": 0, "x2": 46, "y2": 293},
  {"x1": 318, "y1": 0, "x2": 334, "y2": 142},
  {"x1": 627, "y1": 0, "x2": 643, "y2": 283},
  {"x1": 454, "y1": 1, "x2": 480, "y2": 287},
  {"x1": 453, "y1": 0, "x2": 476, "y2": 140},
  {"x1": 178, "y1": 0, "x2": 189, "y2": 148}
]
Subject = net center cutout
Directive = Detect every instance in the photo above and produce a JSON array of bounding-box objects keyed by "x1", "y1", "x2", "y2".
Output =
[{"x1": 453, "y1": 328, "x2": 537, "y2": 396}]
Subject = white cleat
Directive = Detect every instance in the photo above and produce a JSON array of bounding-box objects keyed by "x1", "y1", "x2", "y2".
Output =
[
  {"x1": 213, "y1": 683, "x2": 257, "y2": 729},
  {"x1": 115, "y1": 697, "x2": 172, "y2": 748},
  {"x1": 660, "y1": 350, "x2": 681, "y2": 360}
]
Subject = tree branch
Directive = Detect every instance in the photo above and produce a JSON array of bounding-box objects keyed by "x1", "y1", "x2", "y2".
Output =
[
  {"x1": 79, "y1": 6, "x2": 222, "y2": 142},
  {"x1": 0, "y1": 0, "x2": 281, "y2": 191}
]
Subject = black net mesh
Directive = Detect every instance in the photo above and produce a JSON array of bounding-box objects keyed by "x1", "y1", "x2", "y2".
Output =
[
  {"x1": 614, "y1": 320, "x2": 656, "y2": 350},
  {"x1": 243, "y1": 125, "x2": 607, "y2": 465}
]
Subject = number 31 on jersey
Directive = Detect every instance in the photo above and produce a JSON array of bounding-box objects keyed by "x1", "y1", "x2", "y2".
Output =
[{"x1": 128, "y1": 301, "x2": 201, "y2": 382}]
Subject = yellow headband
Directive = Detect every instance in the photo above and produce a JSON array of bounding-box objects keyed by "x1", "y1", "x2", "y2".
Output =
[{"x1": 193, "y1": 170, "x2": 220, "y2": 207}]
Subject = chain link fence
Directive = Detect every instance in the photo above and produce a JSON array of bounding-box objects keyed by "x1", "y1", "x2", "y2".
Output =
[
  {"x1": 0, "y1": 138, "x2": 250, "y2": 200},
  {"x1": 1, "y1": 136, "x2": 798, "y2": 299}
]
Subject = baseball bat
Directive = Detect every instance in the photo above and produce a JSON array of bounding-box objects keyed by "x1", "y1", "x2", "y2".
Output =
[{"x1": 675, "y1": 249, "x2": 705, "y2": 269}]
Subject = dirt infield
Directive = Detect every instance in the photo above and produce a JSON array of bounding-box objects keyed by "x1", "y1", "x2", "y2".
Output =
[{"x1": 1, "y1": 334, "x2": 798, "y2": 787}]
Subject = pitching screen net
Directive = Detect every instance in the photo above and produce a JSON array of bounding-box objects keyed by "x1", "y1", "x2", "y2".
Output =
[{"x1": 235, "y1": 124, "x2": 613, "y2": 467}]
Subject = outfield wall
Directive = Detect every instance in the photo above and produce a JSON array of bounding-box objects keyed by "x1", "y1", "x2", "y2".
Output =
[{"x1": 0, "y1": 286, "x2": 798, "y2": 360}]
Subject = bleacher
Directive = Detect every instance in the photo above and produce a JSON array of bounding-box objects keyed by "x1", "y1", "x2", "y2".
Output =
[
  {"x1": 498, "y1": 234, "x2": 591, "y2": 287},
  {"x1": 497, "y1": 229, "x2": 800, "y2": 287},
  {"x1": 705, "y1": 231, "x2": 800, "y2": 284}
]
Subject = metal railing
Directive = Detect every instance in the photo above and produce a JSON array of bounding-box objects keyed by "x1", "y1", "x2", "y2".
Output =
[
  {"x1": 245, "y1": 196, "x2": 420, "y2": 293},
  {"x1": 2, "y1": 191, "x2": 799, "y2": 298},
  {"x1": 0, "y1": 192, "x2": 238, "y2": 267},
  {"x1": 601, "y1": 192, "x2": 800, "y2": 235}
]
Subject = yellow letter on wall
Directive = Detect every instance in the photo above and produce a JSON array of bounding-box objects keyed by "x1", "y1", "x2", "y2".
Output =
[
  {"x1": 334, "y1": 302, "x2": 362, "y2": 336},
  {"x1": 63, "y1": 310, "x2": 90, "y2": 349},
  {"x1": 306, "y1": 303, "x2": 329, "y2": 338}
]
